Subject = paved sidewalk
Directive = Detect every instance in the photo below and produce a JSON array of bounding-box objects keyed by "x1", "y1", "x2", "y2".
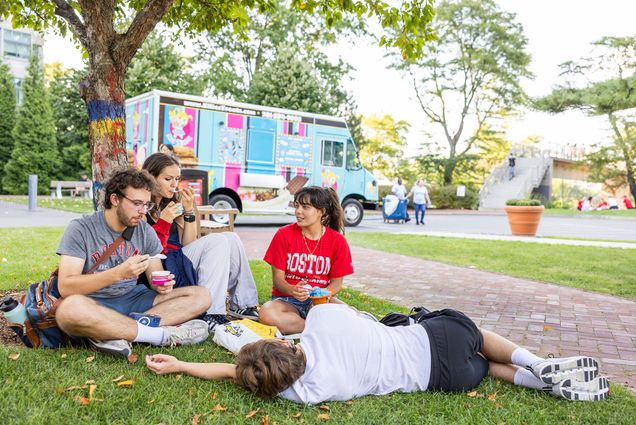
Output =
[{"x1": 237, "y1": 228, "x2": 636, "y2": 391}]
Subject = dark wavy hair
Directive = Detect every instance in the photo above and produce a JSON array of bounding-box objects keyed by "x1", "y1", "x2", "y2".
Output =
[
  {"x1": 294, "y1": 186, "x2": 345, "y2": 233},
  {"x1": 103, "y1": 168, "x2": 155, "y2": 209},
  {"x1": 142, "y1": 153, "x2": 182, "y2": 219}
]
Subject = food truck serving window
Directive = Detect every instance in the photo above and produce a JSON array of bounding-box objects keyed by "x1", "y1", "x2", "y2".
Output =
[{"x1": 321, "y1": 140, "x2": 344, "y2": 167}]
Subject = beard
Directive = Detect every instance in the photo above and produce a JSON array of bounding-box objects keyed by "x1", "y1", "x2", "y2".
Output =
[{"x1": 116, "y1": 205, "x2": 142, "y2": 228}]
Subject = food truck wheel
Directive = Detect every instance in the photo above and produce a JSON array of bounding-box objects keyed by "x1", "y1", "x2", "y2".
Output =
[
  {"x1": 342, "y1": 199, "x2": 364, "y2": 227},
  {"x1": 208, "y1": 195, "x2": 237, "y2": 224}
]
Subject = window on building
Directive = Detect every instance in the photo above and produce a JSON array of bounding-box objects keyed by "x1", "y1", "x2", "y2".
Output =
[
  {"x1": 4, "y1": 29, "x2": 32, "y2": 59},
  {"x1": 14, "y1": 78, "x2": 23, "y2": 105}
]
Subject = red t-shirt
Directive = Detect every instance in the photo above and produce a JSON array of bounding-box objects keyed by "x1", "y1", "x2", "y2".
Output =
[{"x1": 263, "y1": 223, "x2": 354, "y2": 297}]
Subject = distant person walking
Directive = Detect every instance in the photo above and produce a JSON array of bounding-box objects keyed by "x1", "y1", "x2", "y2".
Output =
[
  {"x1": 391, "y1": 177, "x2": 410, "y2": 222},
  {"x1": 507, "y1": 153, "x2": 516, "y2": 181},
  {"x1": 623, "y1": 195, "x2": 633, "y2": 209},
  {"x1": 410, "y1": 179, "x2": 431, "y2": 225}
]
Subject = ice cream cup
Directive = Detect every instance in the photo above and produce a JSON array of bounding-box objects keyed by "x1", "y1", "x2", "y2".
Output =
[
  {"x1": 310, "y1": 290, "x2": 332, "y2": 305},
  {"x1": 151, "y1": 271, "x2": 171, "y2": 286}
]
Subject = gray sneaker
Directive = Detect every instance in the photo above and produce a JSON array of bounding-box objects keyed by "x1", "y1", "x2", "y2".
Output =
[
  {"x1": 550, "y1": 376, "x2": 610, "y2": 401},
  {"x1": 89, "y1": 338, "x2": 133, "y2": 358},
  {"x1": 228, "y1": 306, "x2": 259, "y2": 321},
  {"x1": 529, "y1": 356, "x2": 599, "y2": 385},
  {"x1": 161, "y1": 319, "x2": 209, "y2": 347}
]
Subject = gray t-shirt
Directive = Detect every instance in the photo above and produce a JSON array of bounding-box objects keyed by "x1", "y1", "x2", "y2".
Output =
[{"x1": 56, "y1": 211, "x2": 162, "y2": 298}]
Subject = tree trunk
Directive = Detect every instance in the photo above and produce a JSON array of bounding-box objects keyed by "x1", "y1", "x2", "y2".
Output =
[{"x1": 81, "y1": 63, "x2": 128, "y2": 210}]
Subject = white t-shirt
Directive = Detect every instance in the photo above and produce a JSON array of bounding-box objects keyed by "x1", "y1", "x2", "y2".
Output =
[
  {"x1": 391, "y1": 183, "x2": 408, "y2": 200},
  {"x1": 410, "y1": 186, "x2": 429, "y2": 205},
  {"x1": 608, "y1": 197, "x2": 618, "y2": 207},
  {"x1": 279, "y1": 304, "x2": 431, "y2": 404}
]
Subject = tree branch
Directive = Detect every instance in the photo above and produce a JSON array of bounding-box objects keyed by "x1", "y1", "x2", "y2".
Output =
[
  {"x1": 53, "y1": 0, "x2": 88, "y2": 48},
  {"x1": 115, "y1": 0, "x2": 176, "y2": 69}
]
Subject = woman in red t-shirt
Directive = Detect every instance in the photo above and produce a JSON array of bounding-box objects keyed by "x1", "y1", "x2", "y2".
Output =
[{"x1": 260, "y1": 186, "x2": 354, "y2": 334}]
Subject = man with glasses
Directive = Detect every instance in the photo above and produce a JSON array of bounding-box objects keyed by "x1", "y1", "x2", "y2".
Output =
[{"x1": 54, "y1": 169, "x2": 211, "y2": 358}]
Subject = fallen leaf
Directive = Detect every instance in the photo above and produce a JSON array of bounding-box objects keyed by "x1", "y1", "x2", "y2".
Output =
[
  {"x1": 319, "y1": 405, "x2": 330, "y2": 411},
  {"x1": 225, "y1": 351, "x2": 235, "y2": 356},
  {"x1": 210, "y1": 392, "x2": 218, "y2": 400},
  {"x1": 192, "y1": 414, "x2": 201, "y2": 425},
  {"x1": 197, "y1": 348, "x2": 205, "y2": 352},
  {"x1": 543, "y1": 325, "x2": 552, "y2": 331},
  {"x1": 61, "y1": 353, "x2": 67, "y2": 359},
  {"x1": 495, "y1": 403, "x2": 503, "y2": 409},
  {"x1": 347, "y1": 413, "x2": 353, "y2": 418},
  {"x1": 261, "y1": 415, "x2": 269, "y2": 425},
  {"x1": 487, "y1": 392, "x2": 497, "y2": 401},
  {"x1": 85, "y1": 356, "x2": 95, "y2": 363},
  {"x1": 127, "y1": 354, "x2": 139, "y2": 364},
  {"x1": 85, "y1": 380, "x2": 95, "y2": 385},
  {"x1": 317, "y1": 413, "x2": 330, "y2": 421},
  {"x1": 175, "y1": 374, "x2": 182, "y2": 381},
  {"x1": 292, "y1": 412, "x2": 302, "y2": 418},
  {"x1": 345, "y1": 400, "x2": 353, "y2": 406},
  {"x1": 8, "y1": 353, "x2": 20, "y2": 361},
  {"x1": 148, "y1": 399, "x2": 155, "y2": 404},
  {"x1": 245, "y1": 408, "x2": 260, "y2": 419},
  {"x1": 117, "y1": 379, "x2": 135, "y2": 388},
  {"x1": 74, "y1": 395, "x2": 91, "y2": 406},
  {"x1": 467, "y1": 391, "x2": 478, "y2": 397},
  {"x1": 187, "y1": 388, "x2": 194, "y2": 396},
  {"x1": 111, "y1": 375, "x2": 125, "y2": 382},
  {"x1": 212, "y1": 404, "x2": 227, "y2": 412}
]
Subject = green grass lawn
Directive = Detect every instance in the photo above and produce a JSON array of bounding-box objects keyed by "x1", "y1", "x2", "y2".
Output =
[
  {"x1": 1, "y1": 196, "x2": 94, "y2": 214},
  {"x1": 1, "y1": 228, "x2": 635, "y2": 423},
  {"x1": 543, "y1": 208, "x2": 636, "y2": 218},
  {"x1": 346, "y1": 233, "x2": 636, "y2": 299}
]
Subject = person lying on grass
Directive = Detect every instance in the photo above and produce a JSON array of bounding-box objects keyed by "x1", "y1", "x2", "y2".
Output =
[{"x1": 146, "y1": 304, "x2": 610, "y2": 404}]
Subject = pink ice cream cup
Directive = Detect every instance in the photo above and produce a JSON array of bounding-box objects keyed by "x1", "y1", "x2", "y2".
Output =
[{"x1": 151, "y1": 271, "x2": 170, "y2": 286}]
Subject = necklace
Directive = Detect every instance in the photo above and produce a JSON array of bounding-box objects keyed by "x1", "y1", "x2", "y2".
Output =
[{"x1": 302, "y1": 226, "x2": 324, "y2": 256}]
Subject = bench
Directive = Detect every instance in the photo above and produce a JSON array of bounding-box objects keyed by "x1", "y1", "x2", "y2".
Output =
[
  {"x1": 50, "y1": 181, "x2": 93, "y2": 199},
  {"x1": 196, "y1": 206, "x2": 239, "y2": 236}
]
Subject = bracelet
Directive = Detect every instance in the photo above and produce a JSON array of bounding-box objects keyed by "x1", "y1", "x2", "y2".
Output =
[
  {"x1": 184, "y1": 209, "x2": 195, "y2": 215},
  {"x1": 183, "y1": 214, "x2": 196, "y2": 223}
]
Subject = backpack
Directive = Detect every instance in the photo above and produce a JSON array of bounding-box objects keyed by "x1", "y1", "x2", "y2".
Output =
[
  {"x1": 7, "y1": 228, "x2": 133, "y2": 349},
  {"x1": 379, "y1": 306, "x2": 431, "y2": 327}
]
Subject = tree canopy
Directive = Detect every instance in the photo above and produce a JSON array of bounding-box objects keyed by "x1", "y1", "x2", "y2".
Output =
[
  {"x1": 392, "y1": 0, "x2": 531, "y2": 185},
  {"x1": 0, "y1": 59, "x2": 17, "y2": 191},
  {"x1": 535, "y1": 36, "x2": 636, "y2": 200},
  {"x1": 3, "y1": 56, "x2": 58, "y2": 194}
]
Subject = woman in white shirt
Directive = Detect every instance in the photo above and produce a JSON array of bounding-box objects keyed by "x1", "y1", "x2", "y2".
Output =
[
  {"x1": 410, "y1": 179, "x2": 431, "y2": 225},
  {"x1": 145, "y1": 305, "x2": 609, "y2": 403}
]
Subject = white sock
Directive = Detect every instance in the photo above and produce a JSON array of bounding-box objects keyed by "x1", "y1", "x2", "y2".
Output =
[
  {"x1": 513, "y1": 367, "x2": 547, "y2": 390},
  {"x1": 133, "y1": 323, "x2": 165, "y2": 345},
  {"x1": 511, "y1": 347, "x2": 543, "y2": 368}
]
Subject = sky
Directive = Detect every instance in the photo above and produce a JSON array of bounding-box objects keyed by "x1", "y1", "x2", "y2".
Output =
[{"x1": 43, "y1": 0, "x2": 636, "y2": 156}]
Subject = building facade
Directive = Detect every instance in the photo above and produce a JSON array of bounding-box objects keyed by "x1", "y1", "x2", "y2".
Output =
[{"x1": 0, "y1": 19, "x2": 44, "y2": 104}]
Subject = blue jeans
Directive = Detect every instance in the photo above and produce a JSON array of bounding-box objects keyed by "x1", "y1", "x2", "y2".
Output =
[
  {"x1": 414, "y1": 203, "x2": 426, "y2": 223},
  {"x1": 272, "y1": 296, "x2": 312, "y2": 319}
]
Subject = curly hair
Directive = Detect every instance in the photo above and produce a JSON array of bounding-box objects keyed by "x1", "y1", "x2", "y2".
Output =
[
  {"x1": 235, "y1": 339, "x2": 306, "y2": 398},
  {"x1": 103, "y1": 168, "x2": 155, "y2": 209}
]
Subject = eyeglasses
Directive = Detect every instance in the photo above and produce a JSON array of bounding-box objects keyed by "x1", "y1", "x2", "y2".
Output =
[{"x1": 121, "y1": 195, "x2": 155, "y2": 212}]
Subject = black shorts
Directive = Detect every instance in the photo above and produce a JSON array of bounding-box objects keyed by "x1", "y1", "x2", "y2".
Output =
[{"x1": 418, "y1": 309, "x2": 489, "y2": 392}]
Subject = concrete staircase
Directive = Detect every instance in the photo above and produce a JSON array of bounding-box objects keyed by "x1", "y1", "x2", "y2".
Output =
[{"x1": 479, "y1": 153, "x2": 551, "y2": 209}]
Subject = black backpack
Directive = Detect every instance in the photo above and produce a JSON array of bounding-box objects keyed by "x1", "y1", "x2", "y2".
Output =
[{"x1": 379, "y1": 306, "x2": 431, "y2": 327}]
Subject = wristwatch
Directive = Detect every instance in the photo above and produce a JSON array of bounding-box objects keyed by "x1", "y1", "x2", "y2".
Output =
[{"x1": 183, "y1": 213, "x2": 196, "y2": 223}]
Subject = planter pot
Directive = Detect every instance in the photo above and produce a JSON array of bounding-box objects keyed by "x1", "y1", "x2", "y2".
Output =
[{"x1": 504, "y1": 205, "x2": 544, "y2": 236}]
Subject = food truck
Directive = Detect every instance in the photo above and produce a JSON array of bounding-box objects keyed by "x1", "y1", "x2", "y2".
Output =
[{"x1": 125, "y1": 90, "x2": 378, "y2": 226}]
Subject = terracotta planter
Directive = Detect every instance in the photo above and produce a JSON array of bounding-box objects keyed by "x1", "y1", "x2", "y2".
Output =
[{"x1": 504, "y1": 205, "x2": 544, "y2": 236}]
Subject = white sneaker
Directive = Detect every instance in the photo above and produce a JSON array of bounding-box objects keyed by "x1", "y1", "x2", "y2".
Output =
[
  {"x1": 550, "y1": 376, "x2": 611, "y2": 401},
  {"x1": 529, "y1": 356, "x2": 599, "y2": 385},
  {"x1": 89, "y1": 338, "x2": 133, "y2": 358},
  {"x1": 161, "y1": 319, "x2": 209, "y2": 347}
]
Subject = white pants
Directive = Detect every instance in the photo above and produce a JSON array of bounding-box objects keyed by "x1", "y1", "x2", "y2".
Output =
[{"x1": 182, "y1": 232, "x2": 259, "y2": 315}]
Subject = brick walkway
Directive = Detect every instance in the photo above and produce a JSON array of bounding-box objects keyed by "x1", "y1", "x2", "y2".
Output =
[{"x1": 237, "y1": 228, "x2": 636, "y2": 391}]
